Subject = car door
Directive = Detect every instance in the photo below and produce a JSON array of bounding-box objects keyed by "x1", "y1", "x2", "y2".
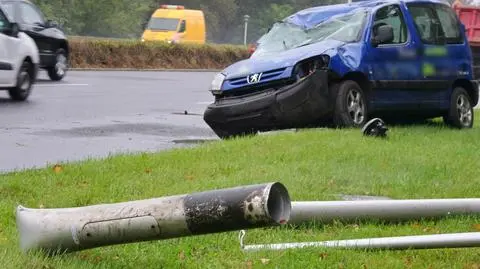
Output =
[
  {"x1": 404, "y1": 2, "x2": 459, "y2": 110},
  {"x1": 16, "y1": 1, "x2": 51, "y2": 65},
  {"x1": 367, "y1": 3, "x2": 424, "y2": 111},
  {"x1": 0, "y1": 8, "x2": 15, "y2": 85}
]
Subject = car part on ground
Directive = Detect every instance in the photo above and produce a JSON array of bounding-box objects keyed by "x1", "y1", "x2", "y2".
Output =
[
  {"x1": 239, "y1": 229, "x2": 480, "y2": 251},
  {"x1": 16, "y1": 182, "x2": 291, "y2": 255},
  {"x1": 288, "y1": 199, "x2": 480, "y2": 226},
  {"x1": 362, "y1": 118, "x2": 388, "y2": 137}
]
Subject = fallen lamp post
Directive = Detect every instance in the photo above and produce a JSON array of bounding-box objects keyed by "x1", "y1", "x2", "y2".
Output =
[
  {"x1": 289, "y1": 199, "x2": 480, "y2": 225},
  {"x1": 239, "y1": 230, "x2": 480, "y2": 251},
  {"x1": 16, "y1": 182, "x2": 291, "y2": 255}
]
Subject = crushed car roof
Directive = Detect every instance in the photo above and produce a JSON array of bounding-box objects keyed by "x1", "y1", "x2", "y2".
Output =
[{"x1": 284, "y1": 0, "x2": 450, "y2": 29}]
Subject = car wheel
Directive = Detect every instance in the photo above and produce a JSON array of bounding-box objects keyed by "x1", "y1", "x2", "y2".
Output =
[
  {"x1": 8, "y1": 61, "x2": 33, "y2": 102},
  {"x1": 47, "y1": 48, "x2": 68, "y2": 81},
  {"x1": 443, "y1": 87, "x2": 474, "y2": 129},
  {"x1": 333, "y1": 80, "x2": 368, "y2": 128}
]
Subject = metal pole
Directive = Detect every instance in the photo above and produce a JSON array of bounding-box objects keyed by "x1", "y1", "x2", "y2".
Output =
[
  {"x1": 244, "y1": 15, "x2": 250, "y2": 46},
  {"x1": 289, "y1": 199, "x2": 480, "y2": 225},
  {"x1": 16, "y1": 182, "x2": 291, "y2": 255},
  {"x1": 239, "y1": 230, "x2": 480, "y2": 252}
]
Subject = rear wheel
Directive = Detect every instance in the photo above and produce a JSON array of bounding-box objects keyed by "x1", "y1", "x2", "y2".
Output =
[
  {"x1": 443, "y1": 87, "x2": 474, "y2": 129},
  {"x1": 333, "y1": 80, "x2": 368, "y2": 128},
  {"x1": 8, "y1": 61, "x2": 33, "y2": 101},
  {"x1": 47, "y1": 48, "x2": 68, "y2": 81}
]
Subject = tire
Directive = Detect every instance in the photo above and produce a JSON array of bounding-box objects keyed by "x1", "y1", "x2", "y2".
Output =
[
  {"x1": 333, "y1": 80, "x2": 368, "y2": 128},
  {"x1": 8, "y1": 61, "x2": 33, "y2": 102},
  {"x1": 47, "y1": 48, "x2": 68, "y2": 81},
  {"x1": 443, "y1": 87, "x2": 474, "y2": 129}
]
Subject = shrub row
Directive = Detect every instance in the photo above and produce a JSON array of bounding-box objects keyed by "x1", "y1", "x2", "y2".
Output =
[{"x1": 68, "y1": 38, "x2": 250, "y2": 70}]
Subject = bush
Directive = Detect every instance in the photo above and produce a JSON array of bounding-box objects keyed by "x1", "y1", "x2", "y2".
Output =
[{"x1": 68, "y1": 38, "x2": 249, "y2": 70}]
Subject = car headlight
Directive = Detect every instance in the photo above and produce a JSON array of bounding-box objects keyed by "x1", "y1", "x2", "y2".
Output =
[
  {"x1": 210, "y1": 73, "x2": 226, "y2": 94},
  {"x1": 292, "y1": 55, "x2": 330, "y2": 81}
]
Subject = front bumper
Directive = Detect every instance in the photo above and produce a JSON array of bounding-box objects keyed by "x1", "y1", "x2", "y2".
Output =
[{"x1": 203, "y1": 70, "x2": 331, "y2": 138}]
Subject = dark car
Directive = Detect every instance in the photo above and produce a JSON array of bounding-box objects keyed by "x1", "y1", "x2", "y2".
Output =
[{"x1": 0, "y1": 0, "x2": 69, "y2": 81}]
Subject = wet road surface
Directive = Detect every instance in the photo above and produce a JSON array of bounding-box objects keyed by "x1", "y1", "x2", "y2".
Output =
[{"x1": 0, "y1": 71, "x2": 219, "y2": 173}]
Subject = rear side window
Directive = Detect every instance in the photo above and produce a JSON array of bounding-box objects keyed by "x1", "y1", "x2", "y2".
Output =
[
  {"x1": 373, "y1": 5, "x2": 408, "y2": 44},
  {"x1": 434, "y1": 4, "x2": 463, "y2": 44},
  {"x1": 407, "y1": 4, "x2": 441, "y2": 45},
  {"x1": 407, "y1": 3, "x2": 462, "y2": 45}
]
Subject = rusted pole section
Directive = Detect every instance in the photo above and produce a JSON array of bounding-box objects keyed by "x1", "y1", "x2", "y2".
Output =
[{"x1": 16, "y1": 182, "x2": 291, "y2": 255}]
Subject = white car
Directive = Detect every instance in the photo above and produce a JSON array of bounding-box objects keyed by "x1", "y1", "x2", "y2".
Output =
[{"x1": 0, "y1": 5, "x2": 38, "y2": 101}]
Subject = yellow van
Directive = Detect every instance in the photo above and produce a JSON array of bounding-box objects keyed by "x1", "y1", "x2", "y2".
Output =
[{"x1": 141, "y1": 5, "x2": 206, "y2": 44}]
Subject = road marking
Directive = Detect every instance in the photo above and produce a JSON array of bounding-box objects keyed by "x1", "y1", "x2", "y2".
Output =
[
  {"x1": 196, "y1": 101, "x2": 212, "y2": 105},
  {"x1": 35, "y1": 83, "x2": 89, "y2": 87}
]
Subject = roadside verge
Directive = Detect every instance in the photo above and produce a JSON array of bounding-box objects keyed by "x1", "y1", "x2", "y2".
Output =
[{"x1": 69, "y1": 39, "x2": 248, "y2": 70}]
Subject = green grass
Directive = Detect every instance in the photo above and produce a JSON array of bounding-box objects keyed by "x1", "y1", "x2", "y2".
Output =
[{"x1": 2, "y1": 113, "x2": 480, "y2": 268}]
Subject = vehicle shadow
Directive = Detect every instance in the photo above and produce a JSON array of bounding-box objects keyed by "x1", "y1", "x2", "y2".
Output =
[{"x1": 0, "y1": 97, "x2": 32, "y2": 105}]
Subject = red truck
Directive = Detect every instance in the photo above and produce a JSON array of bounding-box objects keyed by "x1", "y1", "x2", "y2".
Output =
[{"x1": 453, "y1": 0, "x2": 480, "y2": 79}]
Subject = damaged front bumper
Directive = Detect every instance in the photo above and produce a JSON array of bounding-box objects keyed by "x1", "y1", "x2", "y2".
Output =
[{"x1": 203, "y1": 70, "x2": 332, "y2": 138}]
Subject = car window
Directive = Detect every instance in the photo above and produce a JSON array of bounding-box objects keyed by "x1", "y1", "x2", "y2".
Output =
[
  {"x1": 0, "y1": 10, "x2": 8, "y2": 32},
  {"x1": 373, "y1": 4, "x2": 408, "y2": 44},
  {"x1": 178, "y1": 20, "x2": 186, "y2": 33},
  {"x1": 434, "y1": 4, "x2": 463, "y2": 44},
  {"x1": 19, "y1": 2, "x2": 45, "y2": 25},
  {"x1": 1, "y1": 2, "x2": 15, "y2": 21},
  {"x1": 407, "y1": 4, "x2": 445, "y2": 45}
]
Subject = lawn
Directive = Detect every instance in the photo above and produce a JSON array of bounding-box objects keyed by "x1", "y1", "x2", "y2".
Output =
[{"x1": 2, "y1": 113, "x2": 480, "y2": 269}]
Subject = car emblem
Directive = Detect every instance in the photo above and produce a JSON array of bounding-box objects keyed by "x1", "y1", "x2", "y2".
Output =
[{"x1": 247, "y1": 73, "x2": 263, "y2": 84}]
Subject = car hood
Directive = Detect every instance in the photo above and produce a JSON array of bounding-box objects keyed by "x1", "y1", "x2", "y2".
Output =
[{"x1": 222, "y1": 39, "x2": 345, "y2": 80}]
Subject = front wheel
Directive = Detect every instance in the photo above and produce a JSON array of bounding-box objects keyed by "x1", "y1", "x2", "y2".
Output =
[
  {"x1": 443, "y1": 87, "x2": 474, "y2": 129},
  {"x1": 8, "y1": 61, "x2": 33, "y2": 101},
  {"x1": 47, "y1": 48, "x2": 68, "y2": 81},
  {"x1": 333, "y1": 80, "x2": 369, "y2": 128}
]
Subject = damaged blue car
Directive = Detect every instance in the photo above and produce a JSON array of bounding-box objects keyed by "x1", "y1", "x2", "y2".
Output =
[{"x1": 203, "y1": 0, "x2": 479, "y2": 139}]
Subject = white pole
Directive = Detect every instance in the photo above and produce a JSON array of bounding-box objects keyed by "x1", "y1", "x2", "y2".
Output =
[
  {"x1": 244, "y1": 15, "x2": 250, "y2": 46},
  {"x1": 239, "y1": 230, "x2": 480, "y2": 252},
  {"x1": 289, "y1": 199, "x2": 480, "y2": 225}
]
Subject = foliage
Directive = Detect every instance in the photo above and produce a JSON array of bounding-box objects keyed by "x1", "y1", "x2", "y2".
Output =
[{"x1": 29, "y1": 0, "x2": 347, "y2": 43}]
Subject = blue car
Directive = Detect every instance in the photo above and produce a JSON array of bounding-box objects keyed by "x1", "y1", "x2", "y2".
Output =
[{"x1": 204, "y1": 0, "x2": 479, "y2": 139}]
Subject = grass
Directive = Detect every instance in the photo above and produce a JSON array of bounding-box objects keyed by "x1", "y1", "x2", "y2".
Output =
[
  {"x1": 68, "y1": 39, "x2": 249, "y2": 69},
  {"x1": 2, "y1": 113, "x2": 480, "y2": 268}
]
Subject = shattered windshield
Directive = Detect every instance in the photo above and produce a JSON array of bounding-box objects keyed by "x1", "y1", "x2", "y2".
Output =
[{"x1": 253, "y1": 9, "x2": 368, "y2": 55}]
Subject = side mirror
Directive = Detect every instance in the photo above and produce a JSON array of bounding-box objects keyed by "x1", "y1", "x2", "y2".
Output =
[
  {"x1": 46, "y1": 20, "x2": 58, "y2": 28},
  {"x1": 3, "y1": 22, "x2": 20, "y2": 37},
  {"x1": 372, "y1": 25, "x2": 394, "y2": 47}
]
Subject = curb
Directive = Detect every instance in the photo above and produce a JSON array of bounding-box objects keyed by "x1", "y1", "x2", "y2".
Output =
[{"x1": 70, "y1": 68, "x2": 222, "y2": 72}]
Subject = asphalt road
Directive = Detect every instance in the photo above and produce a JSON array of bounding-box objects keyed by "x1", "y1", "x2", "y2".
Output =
[{"x1": 0, "y1": 70, "x2": 219, "y2": 173}]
